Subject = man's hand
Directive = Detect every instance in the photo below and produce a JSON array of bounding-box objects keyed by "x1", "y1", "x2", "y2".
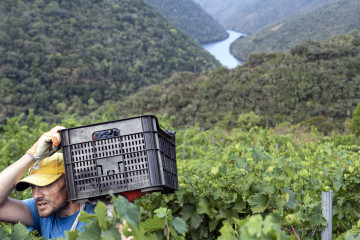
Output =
[{"x1": 27, "y1": 126, "x2": 66, "y2": 162}]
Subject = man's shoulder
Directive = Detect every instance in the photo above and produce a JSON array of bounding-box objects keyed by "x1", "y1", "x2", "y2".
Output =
[
  {"x1": 84, "y1": 202, "x2": 96, "y2": 214},
  {"x1": 23, "y1": 198, "x2": 35, "y2": 205},
  {"x1": 23, "y1": 198, "x2": 37, "y2": 214}
]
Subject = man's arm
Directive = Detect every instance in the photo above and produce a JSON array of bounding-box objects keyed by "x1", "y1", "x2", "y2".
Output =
[
  {"x1": 0, "y1": 154, "x2": 35, "y2": 226},
  {"x1": 0, "y1": 125, "x2": 65, "y2": 226}
]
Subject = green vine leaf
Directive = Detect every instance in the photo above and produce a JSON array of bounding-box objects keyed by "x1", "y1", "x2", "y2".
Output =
[
  {"x1": 11, "y1": 223, "x2": 32, "y2": 240},
  {"x1": 94, "y1": 201, "x2": 109, "y2": 230},
  {"x1": 77, "y1": 220, "x2": 102, "y2": 240},
  {"x1": 248, "y1": 193, "x2": 269, "y2": 213},
  {"x1": 102, "y1": 224, "x2": 121, "y2": 240},
  {"x1": 112, "y1": 195, "x2": 140, "y2": 228},
  {"x1": 173, "y1": 217, "x2": 187, "y2": 235},
  {"x1": 143, "y1": 216, "x2": 164, "y2": 233}
]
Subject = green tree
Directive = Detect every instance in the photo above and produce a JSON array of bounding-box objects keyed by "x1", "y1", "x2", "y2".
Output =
[
  {"x1": 349, "y1": 102, "x2": 360, "y2": 136},
  {"x1": 237, "y1": 111, "x2": 263, "y2": 131}
]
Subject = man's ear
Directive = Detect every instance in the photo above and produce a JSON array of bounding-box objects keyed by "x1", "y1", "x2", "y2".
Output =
[{"x1": 59, "y1": 175, "x2": 66, "y2": 182}]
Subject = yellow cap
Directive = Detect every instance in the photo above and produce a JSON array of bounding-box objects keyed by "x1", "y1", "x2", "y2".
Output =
[{"x1": 15, "y1": 153, "x2": 65, "y2": 191}]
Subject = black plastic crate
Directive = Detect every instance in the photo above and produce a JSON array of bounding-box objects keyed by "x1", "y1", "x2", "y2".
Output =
[{"x1": 60, "y1": 115, "x2": 178, "y2": 203}]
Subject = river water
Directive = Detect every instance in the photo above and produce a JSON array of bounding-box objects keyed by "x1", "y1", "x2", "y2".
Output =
[{"x1": 202, "y1": 30, "x2": 245, "y2": 69}]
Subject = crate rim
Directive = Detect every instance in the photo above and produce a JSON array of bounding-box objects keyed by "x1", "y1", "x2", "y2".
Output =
[{"x1": 59, "y1": 114, "x2": 160, "y2": 131}]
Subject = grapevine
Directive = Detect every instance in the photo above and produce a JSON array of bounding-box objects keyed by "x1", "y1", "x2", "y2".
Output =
[{"x1": 1, "y1": 115, "x2": 360, "y2": 239}]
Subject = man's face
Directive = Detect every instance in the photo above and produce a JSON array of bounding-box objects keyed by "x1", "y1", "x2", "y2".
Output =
[{"x1": 31, "y1": 175, "x2": 69, "y2": 218}]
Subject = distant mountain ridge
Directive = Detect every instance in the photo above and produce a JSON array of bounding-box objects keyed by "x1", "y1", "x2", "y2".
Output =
[
  {"x1": 0, "y1": 0, "x2": 220, "y2": 122},
  {"x1": 192, "y1": 0, "x2": 253, "y2": 24},
  {"x1": 193, "y1": 0, "x2": 338, "y2": 35},
  {"x1": 230, "y1": 0, "x2": 360, "y2": 61},
  {"x1": 223, "y1": 0, "x2": 338, "y2": 34},
  {"x1": 144, "y1": 0, "x2": 228, "y2": 43}
]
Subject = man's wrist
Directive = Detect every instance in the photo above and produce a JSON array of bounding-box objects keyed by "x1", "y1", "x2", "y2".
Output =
[{"x1": 26, "y1": 151, "x2": 37, "y2": 160}]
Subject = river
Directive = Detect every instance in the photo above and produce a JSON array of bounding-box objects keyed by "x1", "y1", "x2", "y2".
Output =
[{"x1": 202, "y1": 30, "x2": 246, "y2": 69}]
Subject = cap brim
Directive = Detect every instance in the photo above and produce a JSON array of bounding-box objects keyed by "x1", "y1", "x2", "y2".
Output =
[{"x1": 15, "y1": 174, "x2": 63, "y2": 191}]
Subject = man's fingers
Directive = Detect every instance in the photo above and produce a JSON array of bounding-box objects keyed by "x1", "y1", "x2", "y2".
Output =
[
  {"x1": 43, "y1": 133, "x2": 60, "y2": 147},
  {"x1": 51, "y1": 134, "x2": 60, "y2": 147},
  {"x1": 27, "y1": 141, "x2": 39, "y2": 156},
  {"x1": 48, "y1": 126, "x2": 65, "y2": 146},
  {"x1": 50, "y1": 126, "x2": 66, "y2": 133},
  {"x1": 27, "y1": 126, "x2": 65, "y2": 160}
]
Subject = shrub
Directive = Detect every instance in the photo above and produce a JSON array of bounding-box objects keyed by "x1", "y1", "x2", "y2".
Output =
[
  {"x1": 237, "y1": 111, "x2": 263, "y2": 131},
  {"x1": 301, "y1": 116, "x2": 335, "y2": 135},
  {"x1": 349, "y1": 102, "x2": 360, "y2": 136}
]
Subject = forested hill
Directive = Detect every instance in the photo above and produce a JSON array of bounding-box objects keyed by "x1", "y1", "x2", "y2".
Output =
[
  {"x1": 0, "y1": 0, "x2": 220, "y2": 122},
  {"x1": 144, "y1": 0, "x2": 228, "y2": 43},
  {"x1": 230, "y1": 0, "x2": 360, "y2": 61},
  {"x1": 223, "y1": 0, "x2": 338, "y2": 34},
  {"x1": 95, "y1": 32, "x2": 360, "y2": 131}
]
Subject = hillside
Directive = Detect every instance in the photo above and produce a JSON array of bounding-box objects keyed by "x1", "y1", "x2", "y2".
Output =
[
  {"x1": 0, "y1": 0, "x2": 220, "y2": 122},
  {"x1": 192, "y1": 0, "x2": 253, "y2": 24},
  {"x1": 230, "y1": 0, "x2": 360, "y2": 61},
  {"x1": 95, "y1": 32, "x2": 360, "y2": 130},
  {"x1": 144, "y1": 0, "x2": 228, "y2": 43},
  {"x1": 223, "y1": 0, "x2": 338, "y2": 34}
]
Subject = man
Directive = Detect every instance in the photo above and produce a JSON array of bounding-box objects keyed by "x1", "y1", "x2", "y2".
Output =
[{"x1": 0, "y1": 126, "x2": 95, "y2": 239}]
